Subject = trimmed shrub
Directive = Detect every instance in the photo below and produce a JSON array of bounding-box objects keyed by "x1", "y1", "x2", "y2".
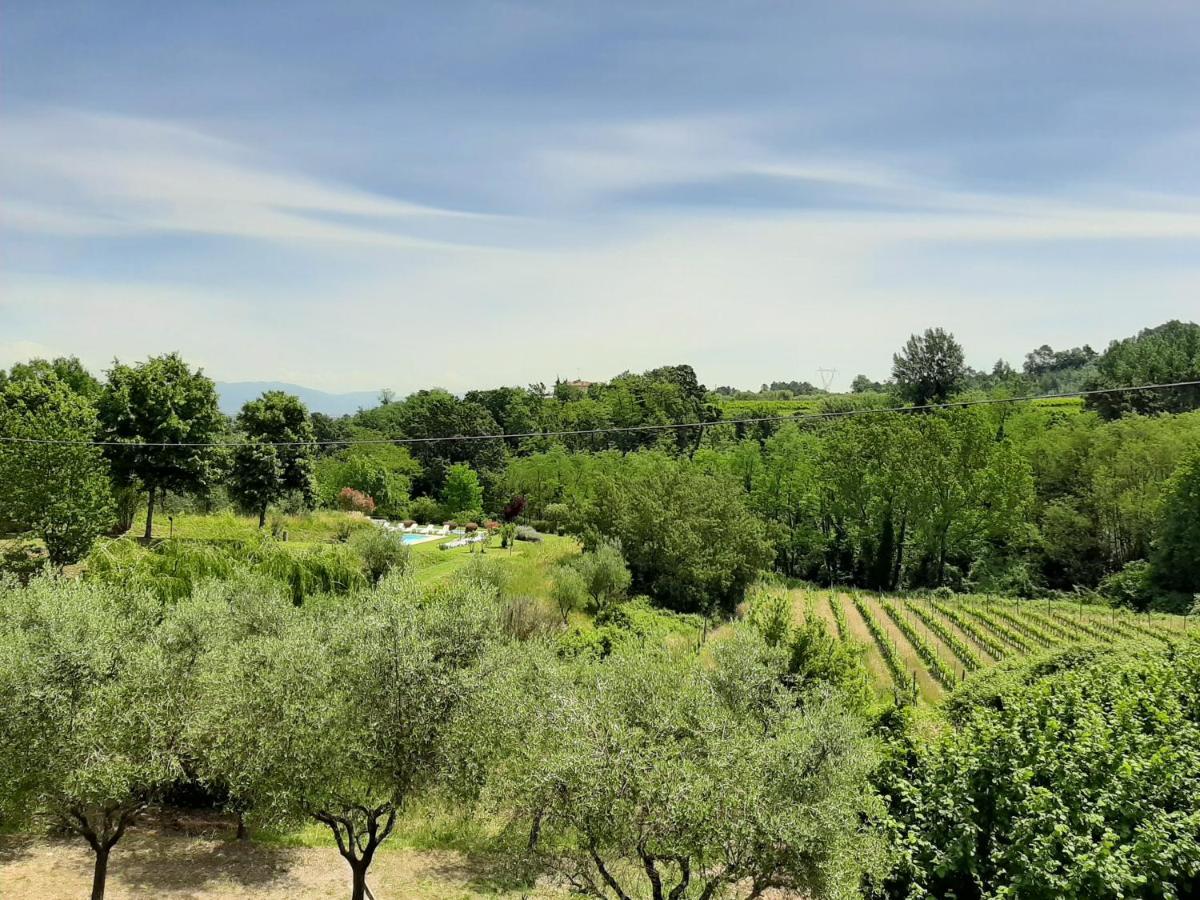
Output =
[{"x1": 515, "y1": 525, "x2": 543, "y2": 543}]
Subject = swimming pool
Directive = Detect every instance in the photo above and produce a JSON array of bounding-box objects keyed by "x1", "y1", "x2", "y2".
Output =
[{"x1": 401, "y1": 533, "x2": 440, "y2": 544}]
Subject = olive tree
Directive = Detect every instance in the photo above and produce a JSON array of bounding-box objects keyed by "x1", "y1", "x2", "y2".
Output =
[
  {"x1": 571, "y1": 541, "x2": 632, "y2": 615},
  {"x1": 457, "y1": 639, "x2": 886, "y2": 900},
  {"x1": 98, "y1": 353, "x2": 225, "y2": 540},
  {"x1": 0, "y1": 577, "x2": 182, "y2": 900},
  {"x1": 189, "y1": 576, "x2": 497, "y2": 900}
]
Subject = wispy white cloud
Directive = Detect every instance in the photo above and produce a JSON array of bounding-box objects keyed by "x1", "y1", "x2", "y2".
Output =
[
  {"x1": 0, "y1": 110, "x2": 498, "y2": 250},
  {"x1": 3, "y1": 109, "x2": 1200, "y2": 393},
  {"x1": 527, "y1": 115, "x2": 1200, "y2": 243}
]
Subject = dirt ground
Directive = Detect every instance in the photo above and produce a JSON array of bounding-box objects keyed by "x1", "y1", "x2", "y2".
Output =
[{"x1": 0, "y1": 823, "x2": 559, "y2": 899}]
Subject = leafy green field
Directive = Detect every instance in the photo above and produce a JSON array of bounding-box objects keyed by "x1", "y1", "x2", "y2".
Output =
[{"x1": 713, "y1": 394, "x2": 1085, "y2": 420}]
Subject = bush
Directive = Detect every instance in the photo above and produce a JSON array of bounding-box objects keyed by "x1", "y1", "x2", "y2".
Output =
[
  {"x1": 1098, "y1": 560, "x2": 1157, "y2": 611},
  {"x1": 0, "y1": 540, "x2": 48, "y2": 584},
  {"x1": 744, "y1": 586, "x2": 792, "y2": 648},
  {"x1": 464, "y1": 523, "x2": 479, "y2": 534},
  {"x1": 337, "y1": 487, "x2": 376, "y2": 515},
  {"x1": 460, "y1": 554, "x2": 508, "y2": 597},
  {"x1": 408, "y1": 497, "x2": 440, "y2": 524},
  {"x1": 543, "y1": 502, "x2": 570, "y2": 531},
  {"x1": 499, "y1": 595, "x2": 558, "y2": 640},
  {"x1": 515, "y1": 526, "x2": 543, "y2": 543},
  {"x1": 84, "y1": 536, "x2": 367, "y2": 604},
  {"x1": 880, "y1": 643, "x2": 1200, "y2": 897},
  {"x1": 353, "y1": 528, "x2": 412, "y2": 586},
  {"x1": 498, "y1": 523, "x2": 517, "y2": 549}
]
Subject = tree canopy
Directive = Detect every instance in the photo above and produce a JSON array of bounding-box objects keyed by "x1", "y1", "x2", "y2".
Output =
[
  {"x1": 230, "y1": 391, "x2": 316, "y2": 526},
  {"x1": 0, "y1": 365, "x2": 114, "y2": 564},
  {"x1": 97, "y1": 353, "x2": 225, "y2": 540},
  {"x1": 892, "y1": 327, "x2": 968, "y2": 406}
]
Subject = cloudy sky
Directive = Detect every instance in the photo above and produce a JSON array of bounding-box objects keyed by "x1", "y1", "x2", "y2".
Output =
[{"x1": 2, "y1": 1, "x2": 1199, "y2": 394}]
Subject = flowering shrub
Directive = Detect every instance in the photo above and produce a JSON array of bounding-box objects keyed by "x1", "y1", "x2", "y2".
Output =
[
  {"x1": 502, "y1": 495, "x2": 527, "y2": 522},
  {"x1": 337, "y1": 487, "x2": 376, "y2": 515}
]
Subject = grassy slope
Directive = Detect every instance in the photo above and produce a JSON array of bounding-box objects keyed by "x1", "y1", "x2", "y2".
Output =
[{"x1": 411, "y1": 533, "x2": 578, "y2": 587}]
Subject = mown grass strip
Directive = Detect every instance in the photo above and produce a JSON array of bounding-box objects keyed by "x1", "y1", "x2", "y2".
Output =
[
  {"x1": 908, "y1": 601, "x2": 983, "y2": 672},
  {"x1": 828, "y1": 593, "x2": 848, "y2": 641},
  {"x1": 933, "y1": 601, "x2": 1010, "y2": 660},
  {"x1": 851, "y1": 593, "x2": 914, "y2": 700},
  {"x1": 959, "y1": 603, "x2": 1033, "y2": 654},
  {"x1": 879, "y1": 598, "x2": 957, "y2": 688}
]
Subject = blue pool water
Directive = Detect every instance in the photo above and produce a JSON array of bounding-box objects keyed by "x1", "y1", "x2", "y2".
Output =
[{"x1": 401, "y1": 534, "x2": 432, "y2": 544}]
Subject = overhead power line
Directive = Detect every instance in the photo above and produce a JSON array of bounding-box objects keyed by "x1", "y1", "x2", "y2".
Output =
[{"x1": 2, "y1": 379, "x2": 1199, "y2": 449}]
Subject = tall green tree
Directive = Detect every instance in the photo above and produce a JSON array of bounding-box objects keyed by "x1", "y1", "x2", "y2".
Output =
[
  {"x1": 354, "y1": 389, "x2": 506, "y2": 496},
  {"x1": 441, "y1": 463, "x2": 484, "y2": 520},
  {"x1": 1084, "y1": 320, "x2": 1200, "y2": 418},
  {"x1": 314, "y1": 444, "x2": 419, "y2": 516},
  {"x1": 231, "y1": 391, "x2": 316, "y2": 526},
  {"x1": 97, "y1": 353, "x2": 225, "y2": 540},
  {"x1": 580, "y1": 453, "x2": 773, "y2": 614},
  {"x1": 0, "y1": 355, "x2": 103, "y2": 400},
  {"x1": 892, "y1": 327, "x2": 967, "y2": 406},
  {"x1": 0, "y1": 366, "x2": 114, "y2": 564},
  {"x1": 1153, "y1": 448, "x2": 1200, "y2": 594}
]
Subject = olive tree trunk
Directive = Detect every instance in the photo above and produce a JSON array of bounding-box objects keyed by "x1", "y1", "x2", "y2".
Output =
[{"x1": 90, "y1": 845, "x2": 110, "y2": 900}]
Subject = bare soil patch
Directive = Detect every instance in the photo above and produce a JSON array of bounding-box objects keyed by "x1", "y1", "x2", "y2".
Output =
[
  {"x1": 837, "y1": 593, "x2": 894, "y2": 692},
  {"x1": 0, "y1": 824, "x2": 558, "y2": 900}
]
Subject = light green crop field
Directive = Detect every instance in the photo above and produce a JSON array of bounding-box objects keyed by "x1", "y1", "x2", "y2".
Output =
[
  {"x1": 713, "y1": 394, "x2": 1085, "y2": 421},
  {"x1": 796, "y1": 588, "x2": 1187, "y2": 703}
]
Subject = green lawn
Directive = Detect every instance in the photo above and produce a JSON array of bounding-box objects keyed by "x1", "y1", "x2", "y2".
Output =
[
  {"x1": 130, "y1": 508, "x2": 378, "y2": 545},
  {"x1": 411, "y1": 533, "x2": 578, "y2": 588}
]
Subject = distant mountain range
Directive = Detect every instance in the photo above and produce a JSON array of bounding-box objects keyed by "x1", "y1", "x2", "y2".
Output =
[{"x1": 215, "y1": 382, "x2": 382, "y2": 417}]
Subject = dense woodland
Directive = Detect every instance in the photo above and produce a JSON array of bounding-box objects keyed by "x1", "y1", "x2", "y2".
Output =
[
  {"x1": 2, "y1": 321, "x2": 1200, "y2": 900},
  {"x1": 3, "y1": 319, "x2": 1198, "y2": 610}
]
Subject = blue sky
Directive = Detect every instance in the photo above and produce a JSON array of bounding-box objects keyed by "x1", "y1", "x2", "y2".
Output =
[{"x1": 2, "y1": 1, "x2": 1199, "y2": 393}]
